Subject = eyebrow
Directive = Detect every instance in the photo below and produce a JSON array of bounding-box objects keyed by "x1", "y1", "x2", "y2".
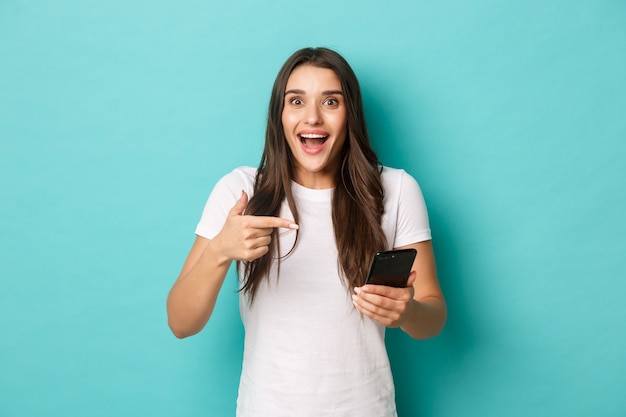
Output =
[{"x1": 284, "y1": 89, "x2": 344, "y2": 96}]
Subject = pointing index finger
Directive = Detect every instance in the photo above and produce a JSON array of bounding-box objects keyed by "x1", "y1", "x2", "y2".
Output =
[{"x1": 246, "y1": 215, "x2": 299, "y2": 230}]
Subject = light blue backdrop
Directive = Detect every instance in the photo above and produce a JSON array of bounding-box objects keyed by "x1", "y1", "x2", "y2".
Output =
[{"x1": 1, "y1": 1, "x2": 625, "y2": 416}]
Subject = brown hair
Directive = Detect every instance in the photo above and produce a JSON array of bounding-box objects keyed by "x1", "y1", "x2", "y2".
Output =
[{"x1": 241, "y1": 47, "x2": 387, "y2": 300}]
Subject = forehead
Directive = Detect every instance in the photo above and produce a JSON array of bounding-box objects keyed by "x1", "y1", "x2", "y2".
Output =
[{"x1": 285, "y1": 65, "x2": 342, "y2": 92}]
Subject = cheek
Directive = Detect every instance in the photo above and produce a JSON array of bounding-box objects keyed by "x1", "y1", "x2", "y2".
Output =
[
  {"x1": 333, "y1": 107, "x2": 347, "y2": 125},
  {"x1": 281, "y1": 111, "x2": 296, "y2": 133},
  {"x1": 333, "y1": 112, "x2": 348, "y2": 136}
]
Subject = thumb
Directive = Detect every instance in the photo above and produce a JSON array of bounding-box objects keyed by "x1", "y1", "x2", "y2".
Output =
[
  {"x1": 405, "y1": 271, "x2": 417, "y2": 288},
  {"x1": 229, "y1": 190, "x2": 249, "y2": 216}
]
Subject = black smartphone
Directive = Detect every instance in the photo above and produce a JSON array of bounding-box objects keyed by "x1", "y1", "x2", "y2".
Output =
[{"x1": 365, "y1": 249, "x2": 417, "y2": 288}]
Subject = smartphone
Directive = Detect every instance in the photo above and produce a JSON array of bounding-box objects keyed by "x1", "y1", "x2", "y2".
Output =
[{"x1": 365, "y1": 249, "x2": 417, "y2": 288}]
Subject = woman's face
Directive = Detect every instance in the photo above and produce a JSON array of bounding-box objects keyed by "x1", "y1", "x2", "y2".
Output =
[{"x1": 282, "y1": 64, "x2": 347, "y2": 189}]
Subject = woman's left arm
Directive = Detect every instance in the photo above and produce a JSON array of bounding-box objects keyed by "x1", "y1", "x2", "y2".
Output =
[{"x1": 352, "y1": 240, "x2": 447, "y2": 340}]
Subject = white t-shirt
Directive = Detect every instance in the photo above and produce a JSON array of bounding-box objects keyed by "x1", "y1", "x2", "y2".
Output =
[{"x1": 195, "y1": 166, "x2": 431, "y2": 417}]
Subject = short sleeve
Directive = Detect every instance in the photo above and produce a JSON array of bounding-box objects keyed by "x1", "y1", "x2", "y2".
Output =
[
  {"x1": 382, "y1": 168, "x2": 431, "y2": 248},
  {"x1": 194, "y1": 167, "x2": 256, "y2": 239},
  {"x1": 395, "y1": 171, "x2": 431, "y2": 247}
]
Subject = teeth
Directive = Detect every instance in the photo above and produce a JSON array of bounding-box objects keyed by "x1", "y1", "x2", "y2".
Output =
[{"x1": 300, "y1": 134, "x2": 327, "y2": 139}]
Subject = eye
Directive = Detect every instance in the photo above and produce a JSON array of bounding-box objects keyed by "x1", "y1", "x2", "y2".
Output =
[
  {"x1": 288, "y1": 97, "x2": 304, "y2": 106},
  {"x1": 323, "y1": 97, "x2": 340, "y2": 107}
]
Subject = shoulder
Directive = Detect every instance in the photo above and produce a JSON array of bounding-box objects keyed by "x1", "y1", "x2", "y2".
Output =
[
  {"x1": 222, "y1": 166, "x2": 257, "y2": 184},
  {"x1": 380, "y1": 166, "x2": 405, "y2": 182},
  {"x1": 195, "y1": 167, "x2": 257, "y2": 238},
  {"x1": 380, "y1": 166, "x2": 427, "y2": 209},
  {"x1": 380, "y1": 166, "x2": 431, "y2": 246},
  {"x1": 381, "y1": 166, "x2": 419, "y2": 191},
  {"x1": 213, "y1": 166, "x2": 257, "y2": 194}
]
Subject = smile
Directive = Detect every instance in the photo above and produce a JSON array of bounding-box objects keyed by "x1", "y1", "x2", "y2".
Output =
[{"x1": 299, "y1": 133, "x2": 328, "y2": 149}]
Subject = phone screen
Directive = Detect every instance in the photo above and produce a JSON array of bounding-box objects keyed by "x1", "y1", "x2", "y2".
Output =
[{"x1": 365, "y1": 249, "x2": 417, "y2": 288}]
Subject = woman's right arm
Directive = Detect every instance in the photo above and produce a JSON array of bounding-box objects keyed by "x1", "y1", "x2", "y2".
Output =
[
  {"x1": 166, "y1": 235, "x2": 232, "y2": 339},
  {"x1": 166, "y1": 191, "x2": 298, "y2": 338}
]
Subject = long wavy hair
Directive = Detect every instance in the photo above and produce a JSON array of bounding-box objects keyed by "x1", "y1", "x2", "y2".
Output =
[{"x1": 240, "y1": 47, "x2": 387, "y2": 300}]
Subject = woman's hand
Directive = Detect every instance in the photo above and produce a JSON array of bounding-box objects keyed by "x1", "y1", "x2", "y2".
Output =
[
  {"x1": 212, "y1": 191, "x2": 299, "y2": 264},
  {"x1": 352, "y1": 241, "x2": 447, "y2": 339},
  {"x1": 167, "y1": 191, "x2": 298, "y2": 338},
  {"x1": 352, "y1": 272, "x2": 417, "y2": 328}
]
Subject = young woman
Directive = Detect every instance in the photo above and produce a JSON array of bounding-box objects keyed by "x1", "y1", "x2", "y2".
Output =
[{"x1": 167, "y1": 47, "x2": 446, "y2": 416}]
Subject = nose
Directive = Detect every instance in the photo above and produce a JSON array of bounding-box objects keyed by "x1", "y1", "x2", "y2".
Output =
[{"x1": 304, "y1": 104, "x2": 322, "y2": 125}]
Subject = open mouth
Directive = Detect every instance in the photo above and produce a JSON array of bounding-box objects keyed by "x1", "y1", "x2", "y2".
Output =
[{"x1": 299, "y1": 133, "x2": 328, "y2": 148}]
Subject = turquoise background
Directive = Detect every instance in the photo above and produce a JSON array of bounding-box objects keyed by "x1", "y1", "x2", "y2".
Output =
[{"x1": 1, "y1": 1, "x2": 625, "y2": 416}]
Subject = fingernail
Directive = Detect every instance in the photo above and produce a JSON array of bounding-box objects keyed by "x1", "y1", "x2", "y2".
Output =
[
  {"x1": 354, "y1": 287, "x2": 361, "y2": 294},
  {"x1": 288, "y1": 224, "x2": 299, "y2": 230}
]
